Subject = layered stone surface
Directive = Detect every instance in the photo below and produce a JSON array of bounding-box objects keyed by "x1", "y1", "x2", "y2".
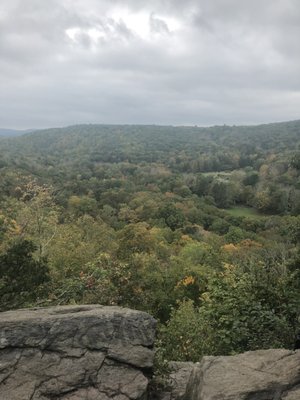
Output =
[
  {"x1": 156, "y1": 349, "x2": 300, "y2": 400},
  {"x1": 0, "y1": 305, "x2": 156, "y2": 400}
]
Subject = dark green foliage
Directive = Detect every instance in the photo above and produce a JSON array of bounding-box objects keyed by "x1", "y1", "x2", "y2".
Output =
[
  {"x1": 225, "y1": 226, "x2": 249, "y2": 243},
  {"x1": 191, "y1": 174, "x2": 212, "y2": 196},
  {"x1": 160, "y1": 261, "x2": 300, "y2": 361},
  {"x1": 0, "y1": 240, "x2": 49, "y2": 310},
  {"x1": 157, "y1": 203, "x2": 185, "y2": 230},
  {"x1": 210, "y1": 218, "x2": 231, "y2": 234},
  {"x1": 243, "y1": 172, "x2": 259, "y2": 186},
  {"x1": 210, "y1": 181, "x2": 234, "y2": 208}
]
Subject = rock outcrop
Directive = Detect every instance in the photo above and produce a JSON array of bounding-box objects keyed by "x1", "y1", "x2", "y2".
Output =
[
  {"x1": 158, "y1": 349, "x2": 300, "y2": 400},
  {"x1": 2, "y1": 306, "x2": 300, "y2": 400},
  {"x1": 0, "y1": 305, "x2": 156, "y2": 400}
]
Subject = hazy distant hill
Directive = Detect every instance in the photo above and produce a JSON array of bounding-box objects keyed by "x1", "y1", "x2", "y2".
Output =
[
  {"x1": 0, "y1": 120, "x2": 299, "y2": 177},
  {"x1": 0, "y1": 128, "x2": 33, "y2": 137},
  {"x1": 3, "y1": 119, "x2": 300, "y2": 155}
]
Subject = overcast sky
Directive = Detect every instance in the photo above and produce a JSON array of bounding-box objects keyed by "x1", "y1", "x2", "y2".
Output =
[{"x1": 0, "y1": 0, "x2": 300, "y2": 129}]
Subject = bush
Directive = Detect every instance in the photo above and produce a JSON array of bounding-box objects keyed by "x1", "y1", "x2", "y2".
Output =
[{"x1": 159, "y1": 262, "x2": 300, "y2": 361}]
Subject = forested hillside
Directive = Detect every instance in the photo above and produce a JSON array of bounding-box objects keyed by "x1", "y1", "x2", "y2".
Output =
[{"x1": 0, "y1": 120, "x2": 300, "y2": 361}]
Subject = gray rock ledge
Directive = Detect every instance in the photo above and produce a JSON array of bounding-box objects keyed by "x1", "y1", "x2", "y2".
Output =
[
  {"x1": 0, "y1": 305, "x2": 157, "y2": 400},
  {"x1": 156, "y1": 349, "x2": 300, "y2": 400}
]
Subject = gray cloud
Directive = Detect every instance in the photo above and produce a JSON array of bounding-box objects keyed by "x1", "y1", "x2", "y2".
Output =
[
  {"x1": 150, "y1": 14, "x2": 170, "y2": 35},
  {"x1": 0, "y1": 0, "x2": 299, "y2": 128}
]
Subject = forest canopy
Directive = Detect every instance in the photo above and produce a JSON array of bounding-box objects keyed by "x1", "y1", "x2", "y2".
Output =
[{"x1": 0, "y1": 120, "x2": 300, "y2": 360}]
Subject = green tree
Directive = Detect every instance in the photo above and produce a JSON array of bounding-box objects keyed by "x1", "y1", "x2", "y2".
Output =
[
  {"x1": 14, "y1": 181, "x2": 59, "y2": 261},
  {"x1": 157, "y1": 203, "x2": 185, "y2": 231},
  {"x1": 243, "y1": 172, "x2": 259, "y2": 186},
  {"x1": 0, "y1": 240, "x2": 49, "y2": 310},
  {"x1": 210, "y1": 181, "x2": 233, "y2": 208}
]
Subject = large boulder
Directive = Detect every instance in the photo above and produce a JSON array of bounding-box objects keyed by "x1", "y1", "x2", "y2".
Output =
[
  {"x1": 0, "y1": 305, "x2": 156, "y2": 400},
  {"x1": 159, "y1": 349, "x2": 300, "y2": 400}
]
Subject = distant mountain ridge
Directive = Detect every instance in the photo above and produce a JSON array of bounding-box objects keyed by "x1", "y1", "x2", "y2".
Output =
[
  {"x1": 1, "y1": 119, "x2": 300, "y2": 139},
  {"x1": 1, "y1": 119, "x2": 299, "y2": 160},
  {"x1": 0, "y1": 128, "x2": 33, "y2": 137}
]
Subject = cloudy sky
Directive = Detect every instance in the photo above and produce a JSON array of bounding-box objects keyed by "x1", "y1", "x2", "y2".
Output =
[{"x1": 0, "y1": 0, "x2": 300, "y2": 129}]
